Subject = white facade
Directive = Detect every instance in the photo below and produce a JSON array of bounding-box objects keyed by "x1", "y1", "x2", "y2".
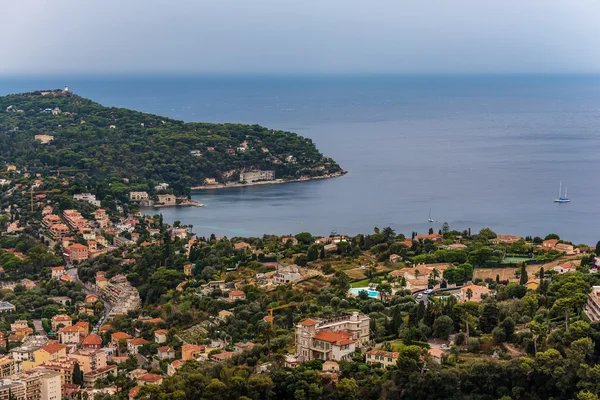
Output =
[{"x1": 240, "y1": 170, "x2": 275, "y2": 183}]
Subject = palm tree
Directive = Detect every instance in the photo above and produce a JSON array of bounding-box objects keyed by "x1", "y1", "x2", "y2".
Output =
[{"x1": 258, "y1": 322, "x2": 274, "y2": 353}]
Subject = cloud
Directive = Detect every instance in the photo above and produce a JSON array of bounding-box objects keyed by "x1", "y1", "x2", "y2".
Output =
[{"x1": 1, "y1": 0, "x2": 599, "y2": 74}]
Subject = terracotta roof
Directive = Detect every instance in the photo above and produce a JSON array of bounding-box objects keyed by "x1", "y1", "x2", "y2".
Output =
[
  {"x1": 69, "y1": 243, "x2": 88, "y2": 249},
  {"x1": 51, "y1": 266, "x2": 65, "y2": 271},
  {"x1": 82, "y1": 334, "x2": 102, "y2": 346},
  {"x1": 42, "y1": 343, "x2": 66, "y2": 354},
  {"x1": 229, "y1": 290, "x2": 245, "y2": 297},
  {"x1": 98, "y1": 324, "x2": 112, "y2": 332},
  {"x1": 429, "y1": 348, "x2": 445, "y2": 358},
  {"x1": 154, "y1": 329, "x2": 168, "y2": 335},
  {"x1": 300, "y1": 319, "x2": 317, "y2": 326},
  {"x1": 158, "y1": 346, "x2": 174, "y2": 353},
  {"x1": 52, "y1": 315, "x2": 72, "y2": 322},
  {"x1": 137, "y1": 373, "x2": 162, "y2": 383},
  {"x1": 111, "y1": 332, "x2": 132, "y2": 340},
  {"x1": 367, "y1": 349, "x2": 399, "y2": 358},
  {"x1": 129, "y1": 386, "x2": 140, "y2": 399},
  {"x1": 171, "y1": 359, "x2": 183, "y2": 367},
  {"x1": 129, "y1": 338, "x2": 149, "y2": 346},
  {"x1": 313, "y1": 330, "x2": 355, "y2": 345},
  {"x1": 60, "y1": 326, "x2": 80, "y2": 333}
]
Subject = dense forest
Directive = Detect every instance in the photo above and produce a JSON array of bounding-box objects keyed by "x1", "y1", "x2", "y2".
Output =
[{"x1": 0, "y1": 90, "x2": 343, "y2": 195}]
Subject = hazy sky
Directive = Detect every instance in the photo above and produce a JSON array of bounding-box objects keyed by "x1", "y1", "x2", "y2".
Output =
[{"x1": 2, "y1": 0, "x2": 599, "y2": 75}]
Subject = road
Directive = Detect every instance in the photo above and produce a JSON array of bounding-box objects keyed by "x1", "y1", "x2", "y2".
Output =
[
  {"x1": 413, "y1": 291, "x2": 430, "y2": 306},
  {"x1": 66, "y1": 265, "x2": 112, "y2": 332},
  {"x1": 32, "y1": 319, "x2": 46, "y2": 336}
]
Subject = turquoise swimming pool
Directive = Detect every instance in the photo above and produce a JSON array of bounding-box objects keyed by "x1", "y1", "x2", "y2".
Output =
[{"x1": 349, "y1": 287, "x2": 379, "y2": 298}]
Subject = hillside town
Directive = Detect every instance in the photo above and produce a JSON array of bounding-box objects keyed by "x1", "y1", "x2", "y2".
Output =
[{"x1": 0, "y1": 164, "x2": 600, "y2": 400}]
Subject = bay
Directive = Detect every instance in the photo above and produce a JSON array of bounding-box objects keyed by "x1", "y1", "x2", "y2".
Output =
[{"x1": 1, "y1": 75, "x2": 599, "y2": 243}]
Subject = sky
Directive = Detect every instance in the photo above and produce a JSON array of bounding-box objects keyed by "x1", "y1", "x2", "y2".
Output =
[{"x1": 2, "y1": 0, "x2": 600, "y2": 75}]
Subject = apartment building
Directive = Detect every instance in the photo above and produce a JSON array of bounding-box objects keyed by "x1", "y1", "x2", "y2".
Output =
[
  {"x1": 64, "y1": 243, "x2": 89, "y2": 263},
  {"x1": 240, "y1": 170, "x2": 275, "y2": 183},
  {"x1": 585, "y1": 286, "x2": 600, "y2": 323}
]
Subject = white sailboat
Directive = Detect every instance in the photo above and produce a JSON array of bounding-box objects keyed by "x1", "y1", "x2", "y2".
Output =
[
  {"x1": 428, "y1": 209, "x2": 434, "y2": 222},
  {"x1": 554, "y1": 181, "x2": 570, "y2": 203}
]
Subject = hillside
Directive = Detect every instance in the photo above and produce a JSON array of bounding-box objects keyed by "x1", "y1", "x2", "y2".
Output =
[{"x1": 0, "y1": 89, "x2": 343, "y2": 195}]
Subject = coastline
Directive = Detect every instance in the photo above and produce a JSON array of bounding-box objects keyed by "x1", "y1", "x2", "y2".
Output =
[{"x1": 191, "y1": 170, "x2": 347, "y2": 191}]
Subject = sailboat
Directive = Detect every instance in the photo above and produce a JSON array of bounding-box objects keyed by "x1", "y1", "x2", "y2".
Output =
[
  {"x1": 554, "y1": 182, "x2": 570, "y2": 203},
  {"x1": 428, "y1": 209, "x2": 434, "y2": 222}
]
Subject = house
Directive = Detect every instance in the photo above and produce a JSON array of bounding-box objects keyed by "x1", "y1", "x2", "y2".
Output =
[
  {"x1": 51, "y1": 315, "x2": 72, "y2": 331},
  {"x1": 65, "y1": 244, "x2": 89, "y2": 263},
  {"x1": 51, "y1": 266, "x2": 65, "y2": 280},
  {"x1": 59, "y1": 326, "x2": 83, "y2": 345},
  {"x1": 280, "y1": 236, "x2": 299, "y2": 246},
  {"x1": 83, "y1": 365, "x2": 117, "y2": 387},
  {"x1": 233, "y1": 342, "x2": 255, "y2": 353},
  {"x1": 553, "y1": 262, "x2": 577, "y2": 274},
  {"x1": 322, "y1": 360, "x2": 340, "y2": 373},
  {"x1": 365, "y1": 350, "x2": 399, "y2": 368},
  {"x1": 73, "y1": 321, "x2": 90, "y2": 336},
  {"x1": 0, "y1": 302, "x2": 15, "y2": 313},
  {"x1": 129, "y1": 386, "x2": 140, "y2": 400},
  {"x1": 227, "y1": 291, "x2": 246, "y2": 302},
  {"x1": 218, "y1": 310, "x2": 234, "y2": 322},
  {"x1": 458, "y1": 284, "x2": 491, "y2": 303},
  {"x1": 555, "y1": 243, "x2": 578, "y2": 255},
  {"x1": 204, "y1": 178, "x2": 217, "y2": 185},
  {"x1": 184, "y1": 264, "x2": 194, "y2": 276},
  {"x1": 73, "y1": 193, "x2": 101, "y2": 207},
  {"x1": 110, "y1": 332, "x2": 132, "y2": 346},
  {"x1": 389, "y1": 254, "x2": 402, "y2": 263},
  {"x1": 127, "y1": 338, "x2": 149, "y2": 355},
  {"x1": 428, "y1": 348, "x2": 446, "y2": 364},
  {"x1": 85, "y1": 294, "x2": 99, "y2": 304},
  {"x1": 542, "y1": 239, "x2": 559, "y2": 250},
  {"x1": 233, "y1": 242, "x2": 252, "y2": 250},
  {"x1": 95, "y1": 275, "x2": 108, "y2": 289},
  {"x1": 11, "y1": 320, "x2": 28, "y2": 332},
  {"x1": 490, "y1": 234, "x2": 522, "y2": 244},
  {"x1": 447, "y1": 243, "x2": 468, "y2": 250},
  {"x1": 167, "y1": 360, "x2": 183, "y2": 376},
  {"x1": 324, "y1": 243, "x2": 338, "y2": 252},
  {"x1": 137, "y1": 373, "x2": 163, "y2": 386},
  {"x1": 157, "y1": 346, "x2": 176, "y2": 360},
  {"x1": 154, "y1": 183, "x2": 169, "y2": 191},
  {"x1": 415, "y1": 233, "x2": 443, "y2": 242},
  {"x1": 81, "y1": 334, "x2": 103, "y2": 350},
  {"x1": 526, "y1": 279, "x2": 540, "y2": 291},
  {"x1": 296, "y1": 313, "x2": 370, "y2": 362},
  {"x1": 585, "y1": 286, "x2": 600, "y2": 323},
  {"x1": 154, "y1": 329, "x2": 169, "y2": 344},
  {"x1": 157, "y1": 194, "x2": 176, "y2": 205},
  {"x1": 129, "y1": 192, "x2": 149, "y2": 201},
  {"x1": 128, "y1": 369, "x2": 148, "y2": 380},
  {"x1": 181, "y1": 344, "x2": 204, "y2": 361},
  {"x1": 210, "y1": 351, "x2": 237, "y2": 362},
  {"x1": 273, "y1": 268, "x2": 302, "y2": 284}
]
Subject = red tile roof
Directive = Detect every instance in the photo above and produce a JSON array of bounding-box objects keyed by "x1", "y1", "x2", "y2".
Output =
[
  {"x1": 111, "y1": 332, "x2": 132, "y2": 340},
  {"x1": 229, "y1": 291, "x2": 245, "y2": 297},
  {"x1": 129, "y1": 338, "x2": 149, "y2": 346},
  {"x1": 313, "y1": 330, "x2": 355, "y2": 345},
  {"x1": 137, "y1": 373, "x2": 162, "y2": 383},
  {"x1": 157, "y1": 346, "x2": 174, "y2": 353},
  {"x1": 300, "y1": 319, "x2": 317, "y2": 326},
  {"x1": 82, "y1": 334, "x2": 102, "y2": 346},
  {"x1": 42, "y1": 343, "x2": 66, "y2": 354}
]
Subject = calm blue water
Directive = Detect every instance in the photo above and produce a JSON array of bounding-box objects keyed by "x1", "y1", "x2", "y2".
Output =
[
  {"x1": 349, "y1": 288, "x2": 380, "y2": 298},
  {"x1": 1, "y1": 75, "x2": 599, "y2": 244}
]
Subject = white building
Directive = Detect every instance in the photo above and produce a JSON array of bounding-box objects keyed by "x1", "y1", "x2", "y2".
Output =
[
  {"x1": 585, "y1": 286, "x2": 600, "y2": 323},
  {"x1": 73, "y1": 193, "x2": 101, "y2": 207},
  {"x1": 155, "y1": 183, "x2": 169, "y2": 191},
  {"x1": 273, "y1": 268, "x2": 302, "y2": 285},
  {"x1": 129, "y1": 192, "x2": 149, "y2": 201}
]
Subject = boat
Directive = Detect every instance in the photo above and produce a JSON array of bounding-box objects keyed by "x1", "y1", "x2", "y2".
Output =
[
  {"x1": 554, "y1": 182, "x2": 570, "y2": 203},
  {"x1": 428, "y1": 209, "x2": 434, "y2": 222}
]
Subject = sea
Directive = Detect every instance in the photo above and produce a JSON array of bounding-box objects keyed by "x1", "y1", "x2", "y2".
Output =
[{"x1": 1, "y1": 75, "x2": 599, "y2": 244}]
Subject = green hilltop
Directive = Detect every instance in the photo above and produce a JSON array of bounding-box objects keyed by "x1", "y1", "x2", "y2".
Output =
[{"x1": 0, "y1": 89, "x2": 343, "y2": 195}]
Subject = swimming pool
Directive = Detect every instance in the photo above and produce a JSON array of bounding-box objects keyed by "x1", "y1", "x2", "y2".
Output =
[{"x1": 349, "y1": 287, "x2": 380, "y2": 298}]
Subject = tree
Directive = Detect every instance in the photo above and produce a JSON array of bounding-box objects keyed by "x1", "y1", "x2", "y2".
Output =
[
  {"x1": 336, "y1": 378, "x2": 359, "y2": 400},
  {"x1": 377, "y1": 283, "x2": 392, "y2": 301},
  {"x1": 432, "y1": 316, "x2": 454, "y2": 340},
  {"x1": 479, "y1": 300, "x2": 499, "y2": 333},
  {"x1": 442, "y1": 222, "x2": 450, "y2": 237},
  {"x1": 596, "y1": 241, "x2": 600, "y2": 256},
  {"x1": 519, "y1": 263, "x2": 528, "y2": 286},
  {"x1": 544, "y1": 233, "x2": 560, "y2": 240},
  {"x1": 72, "y1": 362, "x2": 83, "y2": 386},
  {"x1": 466, "y1": 288, "x2": 473, "y2": 301}
]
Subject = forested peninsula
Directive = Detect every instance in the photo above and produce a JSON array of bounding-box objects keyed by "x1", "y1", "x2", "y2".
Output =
[{"x1": 0, "y1": 89, "x2": 344, "y2": 196}]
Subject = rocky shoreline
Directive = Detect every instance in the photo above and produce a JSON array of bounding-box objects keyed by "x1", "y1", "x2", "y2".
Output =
[{"x1": 191, "y1": 170, "x2": 347, "y2": 191}]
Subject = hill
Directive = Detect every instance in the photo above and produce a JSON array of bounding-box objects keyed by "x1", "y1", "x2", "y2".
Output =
[{"x1": 0, "y1": 89, "x2": 344, "y2": 195}]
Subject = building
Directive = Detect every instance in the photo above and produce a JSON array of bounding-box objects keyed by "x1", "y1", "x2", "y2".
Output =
[
  {"x1": 64, "y1": 244, "x2": 89, "y2": 263},
  {"x1": 0, "y1": 302, "x2": 15, "y2": 313},
  {"x1": 555, "y1": 243, "x2": 579, "y2": 255},
  {"x1": 553, "y1": 262, "x2": 578, "y2": 274},
  {"x1": 585, "y1": 286, "x2": 600, "y2": 323},
  {"x1": 428, "y1": 348, "x2": 446, "y2": 364},
  {"x1": 127, "y1": 338, "x2": 149, "y2": 355},
  {"x1": 85, "y1": 294, "x2": 99, "y2": 304},
  {"x1": 233, "y1": 342, "x2": 255, "y2": 353},
  {"x1": 27, "y1": 344, "x2": 67, "y2": 370},
  {"x1": 137, "y1": 373, "x2": 163, "y2": 386},
  {"x1": 210, "y1": 352, "x2": 237, "y2": 362},
  {"x1": 227, "y1": 291, "x2": 246, "y2": 302},
  {"x1": 184, "y1": 264, "x2": 193, "y2": 276},
  {"x1": 34, "y1": 134, "x2": 54, "y2": 144},
  {"x1": 415, "y1": 233, "x2": 443, "y2": 242},
  {"x1": 59, "y1": 326, "x2": 83, "y2": 345},
  {"x1": 365, "y1": 350, "x2": 399, "y2": 368},
  {"x1": 217, "y1": 310, "x2": 234, "y2": 322},
  {"x1": 51, "y1": 315, "x2": 72, "y2": 331},
  {"x1": 273, "y1": 268, "x2": 302, "y2": 284},
  {"x1": 154, "y1": 183, "x2": 169, "y2": 191},
  {"x1": 233, "y1": 242, "x2": 252, "y2": 250},
  {"x1": 322, "y1": 360, "x2": 340, "y2": 373},
  {"x1": 240, "y1": 170, "x2": 275, "y2": 183},
  {"x1": 50, "y1": 266, "x2": 65, "y2": 280},
  {"x1": 17, "y1": 368, "x2": 62, "y2": 400},
  {"x1": 11, "y1": 320, "x2": 28, "y2": 332},
  {"x1": 458, "y1": 284, "x2": 491, "y2": 303},
  {"x1": 0, "y1": 357, "x2": 18, "y2": 378},
  {"x1": 110, "y1": 332, "x2": 132, "y2": 346},
  {"x1": 157, "y1": 194, "x2": 176, "y2": 205},
  {"x1": 10, "y1": 336, "x2": 49, "y2": 363},
  {"x1": 280, "y1": 236, "x2": 299, "y2": 246},
  {"x1": 129, "y1": 192, "x2": 149, "y2": 201},
  {"x1": 154, "y1": 329, "x2": 168, "y2": 344},
  {"x1": 181, "y1": 344, "x2": 204, "y2": 361},
  {"x1": 70, "y1": 349, "x2": 107, "y2": 373},
  {"x1": 157, "y1": 346, "x2": 176, "y2": 360},
  {"x1": 296, "y1": 313, "x2": 370, "y2": 362},
  {"x1": 526, "y1": 278, "x2": 540, "y2": 291},
  {"x1": 81, "y1": 334, "x2": 103, "y2": 350},
  {"x1": 73, "y1": 193, "x2": 101, "y2": 207},
  {"x1": 82, "y1": 365, "x2": 117, "y2": 388},
  {"x1": 49, "y1": 224, "x2": 70, "y2": 240},
  {"x1": 541, "y1": 239, "x2": 559, "y2": 250},
  {"x1": 167, "y1": 360, "x2": 183, "y2": 376},
  {"x1": 389, "y1": 254, "x2": 402, "y2": 263},
  {"x1": 490, "y1": 234, "x2": 522, "y2": 244}
]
